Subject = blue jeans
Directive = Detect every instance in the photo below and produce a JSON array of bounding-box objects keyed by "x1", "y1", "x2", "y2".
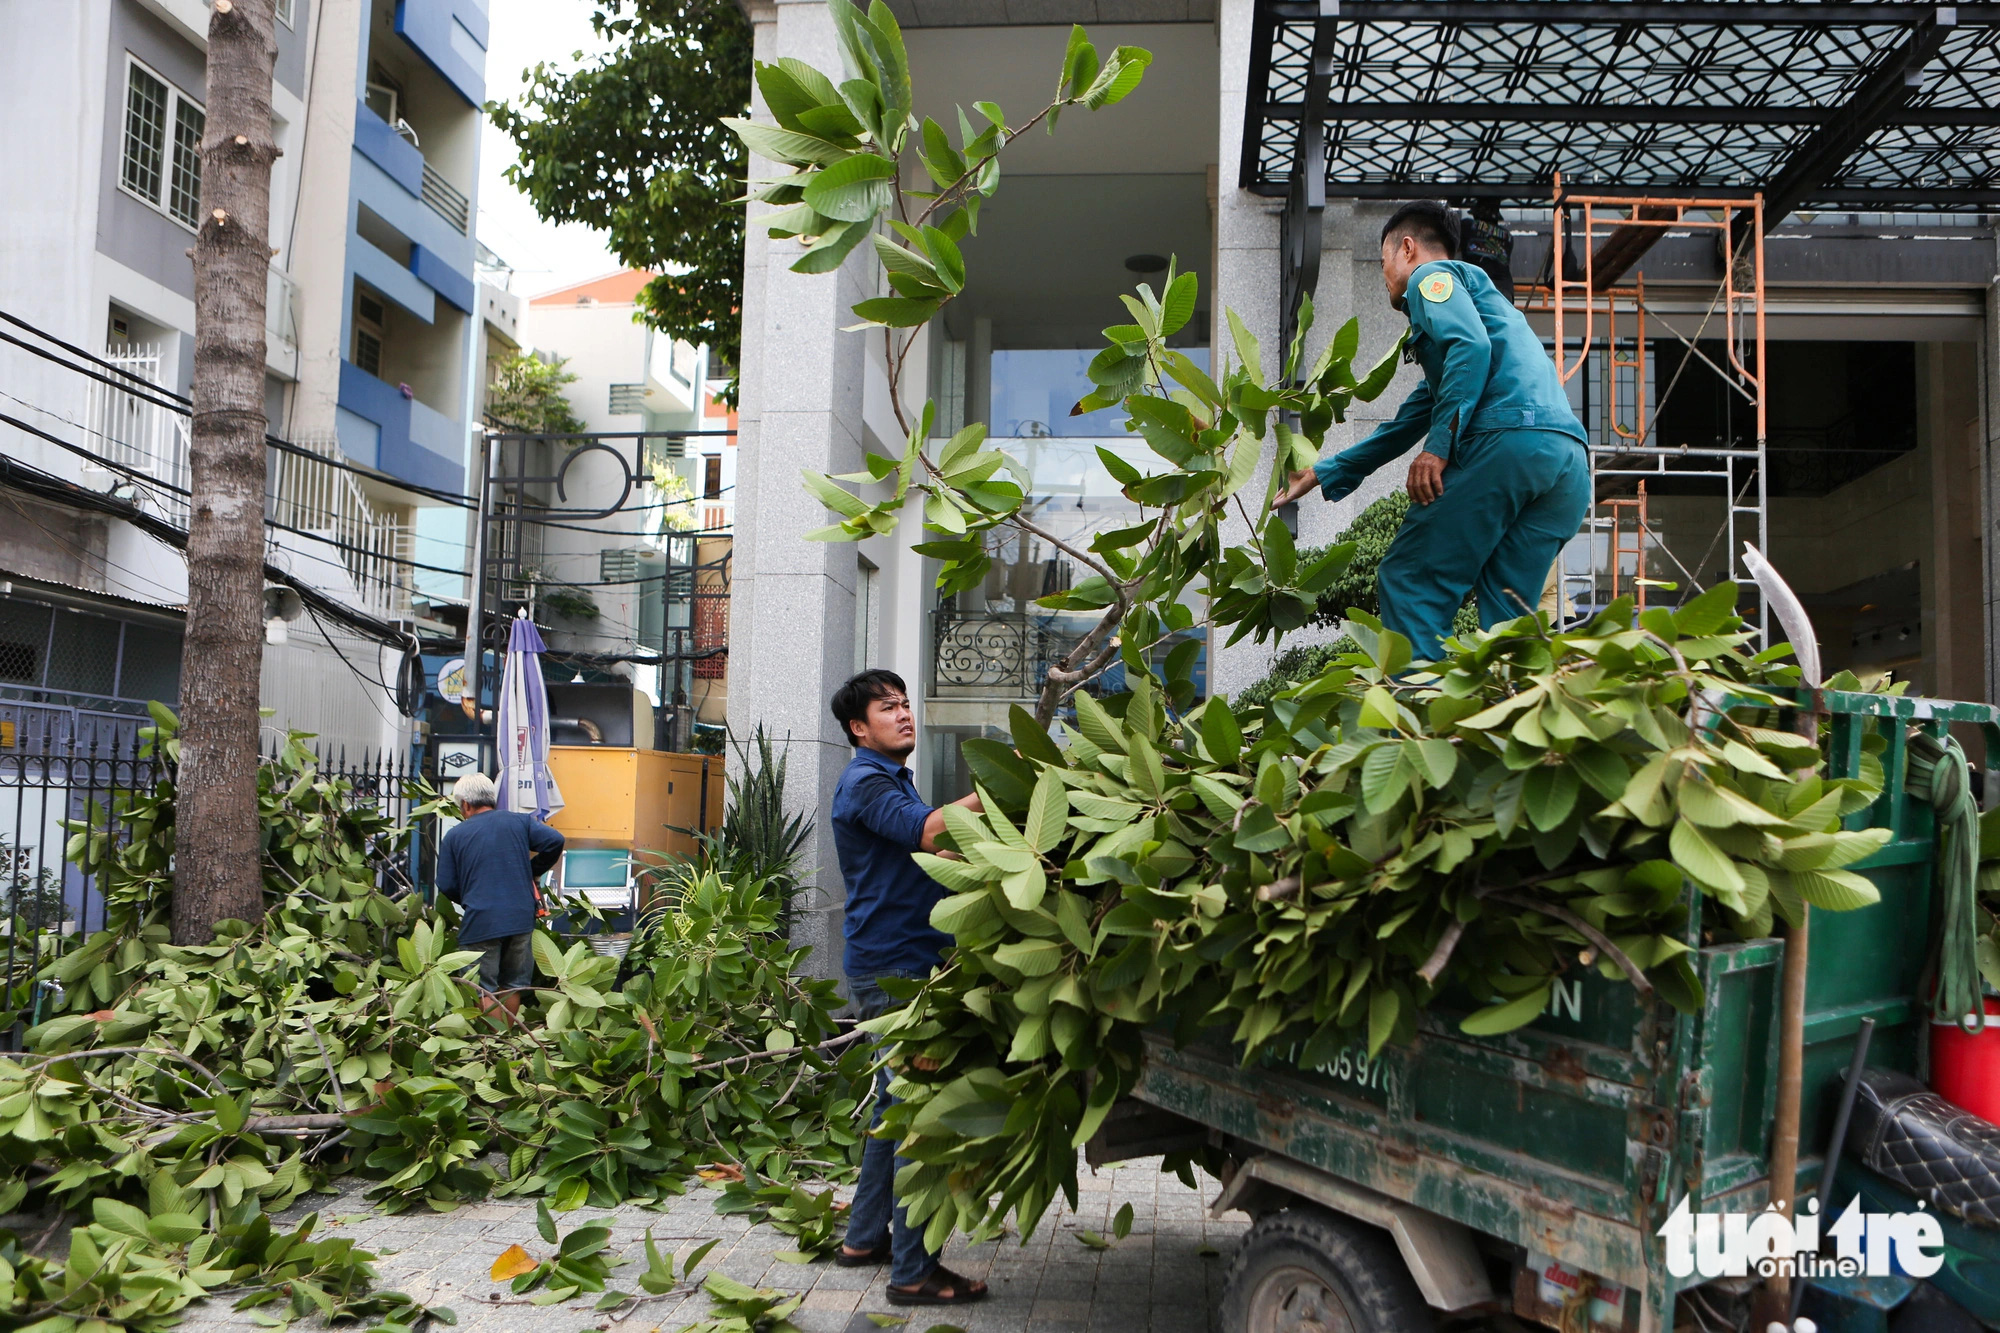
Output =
[{"x1": 844, "y1": 972, "x2": 937, "y2": 1288}]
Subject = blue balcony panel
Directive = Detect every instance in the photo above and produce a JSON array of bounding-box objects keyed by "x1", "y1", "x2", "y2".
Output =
[
  {"x1": 338, "y1": 361, "x2": 464, "y2": 493},
  {"x1": 336, "y1": 406, "x2": 381, "y2": 471},
  {"x1": 350, "y1": 235, "x2": 436, "y2": 323},
  {"x1": 353, "y1": 102, "x2": 423, "y2": 196},
  {"x1": 350, "y1": 149, "x2": 473, "y2": 274},
  {"x1": 411, "y1": 244, "x2": 475, "y2": 314},
  {"x1": 395, "y1": 0, "x2": 488, "y2": 107}
]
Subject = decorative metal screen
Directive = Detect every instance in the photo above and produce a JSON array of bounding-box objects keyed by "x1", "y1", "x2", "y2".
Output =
[{"x1": 1245, "y1": 1, "x2": 2000, "y2": 206}]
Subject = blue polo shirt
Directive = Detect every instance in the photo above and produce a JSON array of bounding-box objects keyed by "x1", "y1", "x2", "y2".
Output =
[
  {"x1": 831, "y1": 745, "x2": 952, "y2": 980},
  {"x1": 436, "y1": 808, "x2": 565, "y2": 945}
]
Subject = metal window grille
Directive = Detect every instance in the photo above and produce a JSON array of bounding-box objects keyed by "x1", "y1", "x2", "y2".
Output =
[
  {"x1": 0, "y1": 601, "x2": 183, "y2": 713},
  {"x1": 168, "y1": 99, "x2": 204, "y2": 227},
  {"x1": 353, "y1": 291, "x2": 385, "y2": 377},
  {"x1": 608, "y1": 384, "x2": 646, "y2": 415},
  {"x1": 120, "y1": 65, "x2": 167, "y2": 203}
]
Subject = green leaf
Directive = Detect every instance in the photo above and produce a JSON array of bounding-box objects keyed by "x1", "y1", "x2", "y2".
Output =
[
  {"x1": 1009, "y1": 705, "x2": 1066, "y2": 767},
  {"x1": 792, "y1": 218, "x2": 873, "y2": 274},
  {"x1": 1674, "y1": 581, "x2": 1740, "y2": 637},
  {"x1": 536, "y1": 1200, "x2": 559, "y2": 1246},
  {"x1": 1095, "y1": 445, "x2": 1142, "y2": 487},
  {"x1": 1082, "y1": 46, "x2": 1152, "y2": 108},
  {"x1": 1367, "y1": 987, "x2": 1399, "y2": 1056},
  {"x1": 1460, "y1": 983, "x2": 1552, "y2": 1036},
  {"x1": 1226, "y1": 308, "x2": 1263, "y2": 385},
  {"x1": 1112, "y1": 1202, "x2": 1134, "y2": 1240},
  {"x1": 920, "y1": 226, "x2": 966, "y2": 291},
  {"x1": 1523, "y1": 766, "x2": 1580, "y2": 832},
  {"x1": 1059, "y1": 25, "x2": 1100, "y2": 103},
  {"x1": 722, "y1": 118, "x2": 852, "y2": 166},
  {"x1": 849, "y1": 296, "x2": 943, "y2": 328},
  {"x1": 801, "y1": 470, "x2": 868, "y2": 518},
  {"x1": 1159, "y1": 271, "x2": 1196, "y2": 336},
  {"x1": 1025, "y1": 769, "x2": 1070, "y2": 856},
  {"x1": 1264, "y1": 514, "x2": 1297, "y2": 586},
  {"x1": 1351, "y1": 329, "x2": 1408, "y2": 401},
  {"x1": 1793, "y1": 868, "x2": 1880, "y2": 911},
  {"x1": 930, "y1": 888, "x2": 999, "y2": 936},
  {"x1": 1201, "y1": 699, "x2": 1243, "y2": 765},
  {"x1": 992, "y1": 939, "x2": 1062, "y2": 977},
  {"x1": 1670, "y1": 820, "x2": 1745, "y2": 896}
]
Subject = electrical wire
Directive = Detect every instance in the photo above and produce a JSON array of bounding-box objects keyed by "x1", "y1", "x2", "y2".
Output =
[
  {"x1": 300, "y1": 603, "x2": 403, "y2": 728},
  {"x1": 0, "y1": 449, "x2": 455, "y2": 657},
  {"x1": 0, "y1": 407, "x2": 473, "y2": 581},
  {"x1": 4, "y1": 307, "x2": 741, "y2": 539},
  {"x1": 6, "y1": 305, "x2": 742, "y2": 523},
  {"x1": 0, "y1": 491, "x2": 188, "y2": 606},
  {"x1": 0, "y1": 313, "x2": 480, "y2": 508}
]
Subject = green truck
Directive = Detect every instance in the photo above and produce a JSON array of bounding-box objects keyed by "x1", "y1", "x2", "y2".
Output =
[{"x1": 1088, "y1": 689, "x2": 2000, "y2": 1333}]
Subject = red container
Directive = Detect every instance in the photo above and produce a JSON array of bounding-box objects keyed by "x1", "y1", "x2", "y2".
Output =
[{"x1": 1930, "y1": 999, "x2": 2000, "y2": 1123}]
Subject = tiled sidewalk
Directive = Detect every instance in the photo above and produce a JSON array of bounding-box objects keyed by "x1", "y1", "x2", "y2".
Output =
[{"x1": 178, "y1": 1156, "x2": 1248, "y2": 1333}]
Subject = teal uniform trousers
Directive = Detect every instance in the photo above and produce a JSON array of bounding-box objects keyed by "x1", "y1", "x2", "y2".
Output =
[{"x1": 1314, "y1": 259, "x2": 1591, "y2": 662}]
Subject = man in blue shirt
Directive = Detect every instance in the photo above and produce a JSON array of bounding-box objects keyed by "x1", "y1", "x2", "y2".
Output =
[
  {"x1": 1274, "y1": 200, "x2": 1591, "y2": 661},
  {"x1": 435, "y1": 772, "x2": 564, "y2": 1022},
  {"x1": 828, "y1": 669, "x2": 987, "y2": 1308}
]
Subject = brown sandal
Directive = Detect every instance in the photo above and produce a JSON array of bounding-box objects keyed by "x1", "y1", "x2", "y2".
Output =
[
  {"x1": 835, "y1": 1239, "x2": 889, "y2": 1268},
  {"x1": 886, "y1": 1264, "x2": 988, "y2": 1306}
]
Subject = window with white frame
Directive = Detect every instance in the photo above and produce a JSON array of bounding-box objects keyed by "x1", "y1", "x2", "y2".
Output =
[
  {"x1": 119, "y1": 58, "x2": 204, "y2": 229},
  {"x1": 276, "y1": 0, "x2": 294, "y2": 27}
]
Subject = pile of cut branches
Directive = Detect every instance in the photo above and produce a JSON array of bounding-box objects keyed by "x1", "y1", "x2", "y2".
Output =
[
  {"x1": 865, "y1": 592, "x2": 1891, "y2": 1249},
  {"x1": 0, "y1": 713, "x2": 869, "y2": 1331}
]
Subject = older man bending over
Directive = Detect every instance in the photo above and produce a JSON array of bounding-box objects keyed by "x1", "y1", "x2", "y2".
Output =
[{"x1": 436, "y1": 772, "x2": 565, "y2": 1021}]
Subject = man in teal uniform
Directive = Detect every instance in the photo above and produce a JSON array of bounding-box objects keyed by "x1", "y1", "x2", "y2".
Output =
[{"x1": 1274, "y1": 201, "x2": 1590, "y2": 661}]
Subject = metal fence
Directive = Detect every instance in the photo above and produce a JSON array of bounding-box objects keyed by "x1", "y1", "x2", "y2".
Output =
[{"x1": 0, "y1": 708, "x2": 431, "y2": 1039}]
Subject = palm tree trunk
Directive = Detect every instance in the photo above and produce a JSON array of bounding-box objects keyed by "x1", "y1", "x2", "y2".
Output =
[{"x1": 174, "y1": 0, "x2": 279, "y2": 943}]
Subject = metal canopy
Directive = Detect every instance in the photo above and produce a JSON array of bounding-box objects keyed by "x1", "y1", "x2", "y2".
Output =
[{"x1": 1245, "y1": 1, "x2": 2000, "y2": 210}]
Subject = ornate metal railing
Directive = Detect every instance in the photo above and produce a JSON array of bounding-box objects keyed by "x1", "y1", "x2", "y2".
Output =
[{"x1": 929, "y1": 611, "x2": 1091, "y2": 699}]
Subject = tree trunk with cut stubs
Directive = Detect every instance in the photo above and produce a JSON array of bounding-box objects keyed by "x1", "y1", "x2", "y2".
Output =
[{"x1": 174, "y1": 0, "x2": 279, "y2": 944}]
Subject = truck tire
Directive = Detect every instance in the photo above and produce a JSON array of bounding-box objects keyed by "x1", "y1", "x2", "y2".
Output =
[{"x1": 1222, "y1": 1205, "x2": 1435, "y2": 1333}]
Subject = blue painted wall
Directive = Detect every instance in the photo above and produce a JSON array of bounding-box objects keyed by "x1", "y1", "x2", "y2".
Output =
[
  {"x1": 394, "y1": 0, "x2": 488, "y2": 106},
  {"x1": 338, "y1": 362, "x2": 463, "y2": 492}
]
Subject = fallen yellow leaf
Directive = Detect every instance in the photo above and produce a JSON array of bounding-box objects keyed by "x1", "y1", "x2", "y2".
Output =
[{"x1": 490, "y1": 1244, "x2": 537, "y2": 1281}]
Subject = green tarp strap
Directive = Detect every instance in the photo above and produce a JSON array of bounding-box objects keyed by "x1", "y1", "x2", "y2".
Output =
[{"x1": 1907, "y1": 730, "x2": 1986, "y2": 1035}]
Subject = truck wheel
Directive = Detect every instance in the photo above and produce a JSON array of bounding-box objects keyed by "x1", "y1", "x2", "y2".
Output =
[{"x1": 1222, "y1": 1206, "x2": 1435, "y2": 1333}]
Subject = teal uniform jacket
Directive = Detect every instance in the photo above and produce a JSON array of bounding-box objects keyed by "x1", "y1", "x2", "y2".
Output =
[{"x1": 1312, "y1": 259, "x2": 1591, "y2": 661}]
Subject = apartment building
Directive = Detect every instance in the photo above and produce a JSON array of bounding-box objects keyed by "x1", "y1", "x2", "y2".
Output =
[
  {"x1": 0, "y1": 0, "x2": 490, "y2": 754},
  {"x1": 508, "y1": 270, "x2": 733, "y2": 749}
]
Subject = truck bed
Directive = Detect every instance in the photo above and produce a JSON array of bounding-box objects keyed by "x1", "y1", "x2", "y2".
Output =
[{"x1": 1129, "y1": 690, "x2": 1995, "y2": 1332}]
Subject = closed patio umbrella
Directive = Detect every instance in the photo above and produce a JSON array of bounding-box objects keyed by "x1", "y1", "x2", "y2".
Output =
[{"x1": 496, "y1": 609, "x2": 564, "y2": 820}]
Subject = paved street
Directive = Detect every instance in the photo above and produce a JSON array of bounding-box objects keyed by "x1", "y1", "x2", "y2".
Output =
[{"x1": 178, "y1": 1157, "x2": 1248, "y2": 1333}]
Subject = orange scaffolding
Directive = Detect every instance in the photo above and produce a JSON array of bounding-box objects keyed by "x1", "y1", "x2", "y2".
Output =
[{"x1": 1517, "y1": 178, "x2": 1769, "y2": 639}]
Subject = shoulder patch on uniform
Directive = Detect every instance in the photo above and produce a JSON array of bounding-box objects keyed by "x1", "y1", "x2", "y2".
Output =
[{"x1": 1418, "y1": 272, "x2": 1455, "y2": 304}]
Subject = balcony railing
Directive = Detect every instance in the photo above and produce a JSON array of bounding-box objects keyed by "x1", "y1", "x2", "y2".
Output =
[
  {"x1": 421, "y1": 161, "x2": 469, "y2": 234},
  {"x1": 929, "y1": 610, "x2": 1091, "y2": 700},
  {"x1": 268, "y1": 432, "x2": 414, "y2": 618},
  {"x1": 82, "y1": 343, "x2": 191, "y2": 525}
]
